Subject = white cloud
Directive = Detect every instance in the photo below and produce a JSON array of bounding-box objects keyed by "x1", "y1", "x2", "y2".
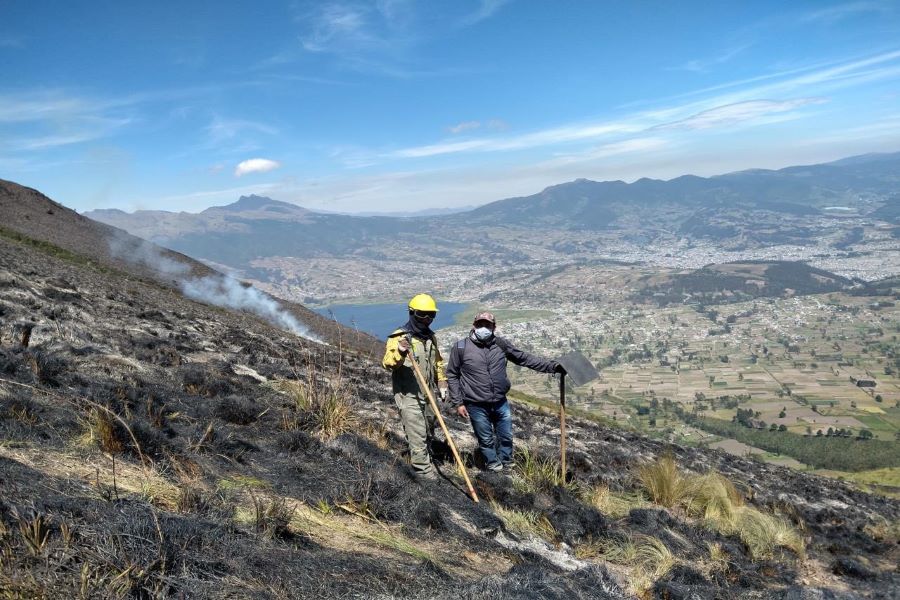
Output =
[
  {"x1": 448, "y1": 120, "x2": 481, "y2": 134},
  {"x1": 234, "y1": 158, "x2": 282, "y2": 177}
]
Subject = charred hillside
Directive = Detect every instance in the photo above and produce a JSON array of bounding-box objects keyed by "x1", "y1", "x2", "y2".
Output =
[
  {"x1": 0, "y1": 192, "x2": 898, "y2": 598},
  {"x1": 0, "y1": 179, "x2": 381, "y2": 357}
]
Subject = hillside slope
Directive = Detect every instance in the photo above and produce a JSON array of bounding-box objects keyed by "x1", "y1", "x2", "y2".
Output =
[
  {"x1": 0, "y1": 179, "x2": 381, "y2": 356},
  {"x1": 1, "y1": 193, "x2": 898, "y2": 598}
]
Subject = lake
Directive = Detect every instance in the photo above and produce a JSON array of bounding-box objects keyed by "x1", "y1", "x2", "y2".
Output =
[{"x1": 314, "y1": 301, "x2": 470, "y2": 340}]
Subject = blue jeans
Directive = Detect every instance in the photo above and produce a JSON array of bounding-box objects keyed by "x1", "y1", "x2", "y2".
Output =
[{"x1": 466, "y1": 400, "x2": 513, "y2": 468}]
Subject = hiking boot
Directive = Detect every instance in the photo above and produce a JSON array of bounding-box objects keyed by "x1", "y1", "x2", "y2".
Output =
[
  {"x1": 415, "y1": 469, "x2": 439, "y2": 482},
  {"x1": 487, "y1": 463, "x2": 504, "y2": 473}
]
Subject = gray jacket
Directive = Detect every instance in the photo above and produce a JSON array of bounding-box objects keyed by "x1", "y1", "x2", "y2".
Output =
[{"x1": 446, "y1": 333, "x2": 558, "y2": 407}]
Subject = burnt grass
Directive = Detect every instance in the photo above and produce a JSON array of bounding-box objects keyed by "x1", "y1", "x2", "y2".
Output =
[{"x1": 1, "y1": 233, "x2": 899, "y2": 599}]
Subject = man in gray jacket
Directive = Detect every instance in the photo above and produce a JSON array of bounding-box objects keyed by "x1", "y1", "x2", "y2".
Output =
[{"x1": 446, "y1": 312, "x2": 565, "y2": 472}]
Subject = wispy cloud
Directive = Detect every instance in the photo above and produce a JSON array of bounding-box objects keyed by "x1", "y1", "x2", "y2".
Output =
[
  {"x1": 656, "y1": 98, "x2": 826, "y2": 131},
  {"x1": 235, "y1": 158, "x2": 282, "y2": 177},
  {"x1": 801, "y1": 1, "x2": 890, "y2": 24},
  {"x1": 448, "y1": 120, "x2": 481, "y2": 134},
  {"x1": 0, "y1": 92, "x2": 135, "y2": 153},
  {"x1": 383, "y1": 49, "x2": 899, "y2": 163},
  {"x1": 301, "y1": 3, "x2": 377, "y2": 53},
  {"x1": 207, "y1": 116, "x2": 278, "y2": 143},
  {"x1": 538, "y1": 137, "x2": 670, "y2": 168},
  {"x1": 459, "y1": 0, "x2": 513, "y2": 26},
  {"x1": 673, "y1": 44, "x2": 750, "y2": 73},
  {"x1": 393, "y1": 121, "x2": 642, "y2": 158},
  {"x1": 291, "y1": 1, "x2": 503, "y2": 77}
]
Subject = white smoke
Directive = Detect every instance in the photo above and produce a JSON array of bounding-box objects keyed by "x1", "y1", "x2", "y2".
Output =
[
  {"x1": 108, "y1": 232, "x2": 190, "y2": 277},
  {"x1": 181, "y1": 276, "x2": 311, "y2": 337},
  {"x1": 107, "y1": 232, "x2": 319, "y2": 341}
]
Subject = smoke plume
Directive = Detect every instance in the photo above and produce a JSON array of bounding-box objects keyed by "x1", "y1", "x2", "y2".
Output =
[{"x1": 108, "y1": 232, "x2": 318, "y2": 341}]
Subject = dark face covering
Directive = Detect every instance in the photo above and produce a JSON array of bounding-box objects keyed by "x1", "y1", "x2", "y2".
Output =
[{"x1": 404, "y1": 313, "x2": 434, "y2": 340}]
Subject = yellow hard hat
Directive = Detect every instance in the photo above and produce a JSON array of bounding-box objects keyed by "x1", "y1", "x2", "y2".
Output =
[{"x1": 408, "y1": 293, "x2": 439, "y2": 312}]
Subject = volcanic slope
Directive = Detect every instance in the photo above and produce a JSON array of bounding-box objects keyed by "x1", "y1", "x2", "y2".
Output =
[{"x1": 0, "y1": 190, "x2": 898, "y2": 598}]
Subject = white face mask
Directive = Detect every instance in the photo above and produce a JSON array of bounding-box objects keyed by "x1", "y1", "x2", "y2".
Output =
[{"x1": 474, "y1": 326, "x2": 494, "y2": 341}]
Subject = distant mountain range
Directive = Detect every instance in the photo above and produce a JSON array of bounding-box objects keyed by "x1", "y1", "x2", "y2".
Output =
[{"x1": 86, "y1": 152, "x2": 899, "y2": 272}]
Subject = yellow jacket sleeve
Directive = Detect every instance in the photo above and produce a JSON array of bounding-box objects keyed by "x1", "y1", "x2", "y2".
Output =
[
  {"x1": 382, "y1": 331, "x2": 407, "y2": 370},
  {"x1": 435, "y1": 345, "x2": 447, "y2": 383}
]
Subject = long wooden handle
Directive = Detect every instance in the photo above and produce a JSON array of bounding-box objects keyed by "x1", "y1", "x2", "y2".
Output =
[
  {"x1": 559, "y1": 372, "x2": 567, "y2": 483},
  {"x1": 406, "y1": 344, "x2": 479, "y2": 503}
]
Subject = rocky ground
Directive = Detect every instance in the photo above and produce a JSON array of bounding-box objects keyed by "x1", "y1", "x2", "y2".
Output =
[{"x1": 0, "y1": 199, "x2": 898, "y2": 598}]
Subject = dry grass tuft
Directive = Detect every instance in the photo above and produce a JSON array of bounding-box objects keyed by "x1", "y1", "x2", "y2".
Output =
[
  {"x1": 637, "y1": 453, "x2": 692, "y2": 507},
  {"x1": 13, "y1": 510, "x2": 51, "y2": 557},
  {"x1": 636, "y1": 454, "x2": 805, "y2": 562},
  {"x1": 576, "y1": 533, "x2": 674, "y2": 595},
  {"x1": 489, "y1": 500, "x2": 556, "y2": 541},
  {"x1": 511, "y1": 446, "x2": 568, "y2": 493},
  {"x1": 88, "y1": 409, "x2": 126, "y2": 454},
  {"x1": 275, "y1": 377, "x2": 356, "y2": 440},
  {"x1": 685, "y1": 472, "x2": 744, "y2": 527},
  {"x1": 864, "y1": 517, "x2": 900, "y2": 544},
  {"x1": 580, "y1": 483, "x2": 648, "y2": 518},
  {"x1": 732, "y1": 507, "x2": 805, "y2": 560},
  {"x1": 251, "y1": 494, "x2": 295, "y2": 539},
  {"x1": 704, "y1": 541, "x2": 731, "y2": 575}
]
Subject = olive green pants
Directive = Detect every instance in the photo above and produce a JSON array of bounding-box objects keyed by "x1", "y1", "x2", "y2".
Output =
[{"x1": 395, "y1": 392, "x2": 436, "y2": 475}]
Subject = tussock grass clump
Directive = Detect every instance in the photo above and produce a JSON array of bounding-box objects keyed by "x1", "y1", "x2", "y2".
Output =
[
  {"x1": 685, "y1": 472, "x2": 743, "y2": 526},
  {"x1": 635, "y1": 454, "x2": 805, "y2": 561},
  {"x1": 576, "y1": 533, "x2": 674, "y2": 594},
  {"x1": 580, "y1": 483, "x2": 648, "y2": 518},
  {"x1": 275, "y1": 378, "x2": 356, "y2": 440},
  {"x1": 732, "y1": 507, "x2": 805, "y2": 560},
  {"x1": 705, "y1": 541, "x2": 731, "y2": 575},
  {"x1": 511, "y1": 446, "x2": 568, "y2": 493},
  {"x1": 637, "y1": 453, "x2": 691, "y2": 507},
  {"x1": 251, "y1": 494, "x2": 295, "y2": 539},
  {"x1": 489, "y1": 500, "x2": 556, "y2": 541},
  {"x1": 88, "y1": 408, "x2": 127, "y2": 454},
  {"x1": 864, "y1": 517, "x2": 900, "y2": 544}
]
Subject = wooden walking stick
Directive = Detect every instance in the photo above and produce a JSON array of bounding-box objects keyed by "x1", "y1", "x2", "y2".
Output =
[
  {"x1": 406, "y1": 341, "x2": 479, "y2": 503},
  {"x1": 559, "y1": 371, "x2": 567, "y2": 483}
]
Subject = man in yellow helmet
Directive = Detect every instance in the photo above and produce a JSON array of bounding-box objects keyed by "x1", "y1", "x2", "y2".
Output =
[{"x1": 382, "y1": 294, "x2": 449, "y2": 480}]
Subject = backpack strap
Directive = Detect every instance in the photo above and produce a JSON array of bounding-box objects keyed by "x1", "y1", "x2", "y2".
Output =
[{"x1": 456, "y1": 337, "x2": 467, "y2": 360}]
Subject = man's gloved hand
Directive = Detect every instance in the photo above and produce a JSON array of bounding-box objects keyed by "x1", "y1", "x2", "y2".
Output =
[
  {"x1": 397, "y1": 337, "x2": 410, "y2": 354},
  {"x1": 438, "y1": 383, "x2": 449, "y2": 401},
  {"x1": 554, "y1": 363, "x2": 567, "y2": 375},
  {"x1": 456, "y1": 405, "x2": 469, "y2": 419}
]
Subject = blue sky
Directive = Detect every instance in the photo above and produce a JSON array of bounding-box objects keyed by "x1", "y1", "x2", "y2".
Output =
[{"x1": 2, "y1": 1, "x2": 899, "y2": 214}]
